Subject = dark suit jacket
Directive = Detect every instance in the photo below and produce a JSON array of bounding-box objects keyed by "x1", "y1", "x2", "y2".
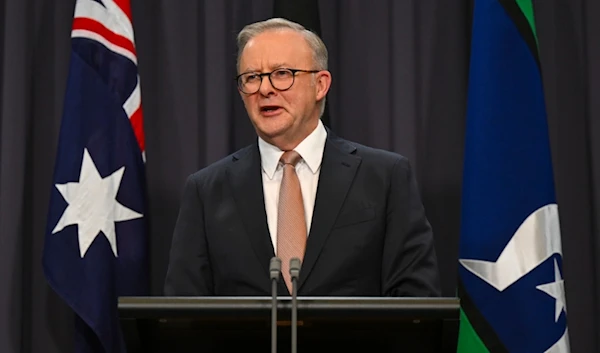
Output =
[{"x1": 164, "y1": 130, "x2": 441, "y2": 297}]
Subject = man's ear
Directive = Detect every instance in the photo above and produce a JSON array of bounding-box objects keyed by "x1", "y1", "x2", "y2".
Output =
[{"x1": 315, "y1": 70, "x2": 332, "y2": 101}]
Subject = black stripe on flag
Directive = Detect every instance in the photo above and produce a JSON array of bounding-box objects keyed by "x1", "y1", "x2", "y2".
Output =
[
  {"x1": 497, "y1": 0, "x2": 542, "y2": 70},
  {"x1": 458, "y1": 279, "x2": 510, "y2": 353}
]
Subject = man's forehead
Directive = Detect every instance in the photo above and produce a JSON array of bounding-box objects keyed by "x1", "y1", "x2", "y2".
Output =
[{"x1": 240, "y1": 31, "x2": 312, "y2": 71}]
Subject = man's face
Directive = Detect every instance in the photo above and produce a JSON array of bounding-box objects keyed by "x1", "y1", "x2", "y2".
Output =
[{"x1": 238, "y1": 29, "x2": 331, "y2": 150}]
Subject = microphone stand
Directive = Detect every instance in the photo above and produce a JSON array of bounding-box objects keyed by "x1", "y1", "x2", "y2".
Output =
[
  {"x1": 270, "y1": 257, "x2": 282, "y2": 353},
  {"x1": 289, "y1": 258, "x2": 302, "y2": 353}
]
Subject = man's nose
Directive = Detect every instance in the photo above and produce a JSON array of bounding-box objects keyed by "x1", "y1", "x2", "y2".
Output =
[{"x1": 258, "y1": 75, "x2": 276, "y2": 96}]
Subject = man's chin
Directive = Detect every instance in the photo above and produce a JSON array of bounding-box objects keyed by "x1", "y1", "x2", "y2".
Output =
[
  {"x1": 257, "y1": 128, "x2": 287, "y2": 140},
  {"x1": 254, "y1": 119, "x2": 290, "y2": 137}
]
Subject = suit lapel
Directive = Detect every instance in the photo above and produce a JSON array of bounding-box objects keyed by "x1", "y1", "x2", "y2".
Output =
[
  {"x1": 227, "y1": 144, "x2": 276, "y2": 282},
  {"x1": 299, "y1": 134, "x2": 361, "y2": 290}
]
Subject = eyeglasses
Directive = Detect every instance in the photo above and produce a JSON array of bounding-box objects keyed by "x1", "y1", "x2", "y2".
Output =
[{"x1": 235, "y1": 68, "x2": 320, "y2": 94}]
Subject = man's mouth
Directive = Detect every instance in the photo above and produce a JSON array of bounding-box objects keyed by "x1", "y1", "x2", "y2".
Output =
[
  {"x1": 260, "y1": 106, "x2": 283, "y2": 116},
  {"x1": 261, "y1": 105, "x2": 281, "y2": 112}
]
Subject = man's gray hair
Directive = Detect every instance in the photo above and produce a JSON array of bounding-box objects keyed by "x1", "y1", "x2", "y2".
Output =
[{"x1": 236, "y1": 17, "x2": 328, "y2": 73}]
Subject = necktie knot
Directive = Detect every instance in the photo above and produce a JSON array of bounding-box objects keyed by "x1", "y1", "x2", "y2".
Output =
[{"x1": 280, "y1": 150, "x2": 302, "y2": 167}]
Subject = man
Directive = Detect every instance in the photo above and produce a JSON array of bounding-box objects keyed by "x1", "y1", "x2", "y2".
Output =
[{"x1": 164, "y1": 18, "x2": 441, "y2": 297}]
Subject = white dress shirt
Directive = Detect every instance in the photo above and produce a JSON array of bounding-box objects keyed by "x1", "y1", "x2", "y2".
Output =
[{"x1": 258, "y1": 119, "x2": 327, "y2": 252}]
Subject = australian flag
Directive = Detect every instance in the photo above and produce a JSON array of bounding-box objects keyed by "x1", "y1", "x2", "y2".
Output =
[
  {"x1": 457, "y1": 0, "x2": 570, "y2": 352},
  {"x1": 42, "y1": 0, "x2": 148, "y2": 352}
]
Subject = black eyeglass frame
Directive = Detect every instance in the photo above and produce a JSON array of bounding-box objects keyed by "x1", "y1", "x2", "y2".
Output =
[{"x1": 235, "y1": 68, "x2": 320, "y2": 94}]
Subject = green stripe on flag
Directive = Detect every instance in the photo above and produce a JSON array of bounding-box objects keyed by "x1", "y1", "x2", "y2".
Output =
[
  {"x1": 515, "y1": 0, "x2": 538, "y2": 45},
  {"x1": 458, "y1": 309, "x2": 491, "y2": 353}
]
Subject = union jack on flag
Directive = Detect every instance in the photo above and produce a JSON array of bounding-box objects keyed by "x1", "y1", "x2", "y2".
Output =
[{"x1": 43, "y1": 0, "x2": 148, "y2": 351}]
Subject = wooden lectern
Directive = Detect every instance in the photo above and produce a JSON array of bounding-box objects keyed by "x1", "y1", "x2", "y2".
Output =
[{"x1": 118, "y1": 296, "x2": 459, "y2": 353}]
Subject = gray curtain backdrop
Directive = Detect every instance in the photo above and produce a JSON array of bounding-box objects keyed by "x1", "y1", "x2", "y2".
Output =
[{"x1": 0, "y1": 0, "x2": 597, "y2": 352}]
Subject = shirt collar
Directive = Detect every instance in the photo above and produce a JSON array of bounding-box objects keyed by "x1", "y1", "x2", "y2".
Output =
[{"x1": 258, "y1": 119, "x2": 327, "y2": 180}]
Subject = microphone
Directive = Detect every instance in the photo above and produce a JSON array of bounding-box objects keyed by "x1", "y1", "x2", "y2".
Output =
[
  {"x1": 289, "y1": 257, "x2": 302, "y2": 353},
  {"x1": 269, "y1": 257, "x2": 282, "y2": 353}
]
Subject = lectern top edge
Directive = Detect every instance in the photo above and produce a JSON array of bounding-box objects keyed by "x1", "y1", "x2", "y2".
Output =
[{"x1": 118, "y1": 296, "x2": 459, "y2": 306}]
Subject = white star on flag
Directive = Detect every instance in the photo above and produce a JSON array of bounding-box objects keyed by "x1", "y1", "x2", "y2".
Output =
[
  {"x1": 537, "y1": 258, "x2": 567, "y2": 322},
  {"x1": 51, "y1": 148, "x2": 143, "y2": 258}
]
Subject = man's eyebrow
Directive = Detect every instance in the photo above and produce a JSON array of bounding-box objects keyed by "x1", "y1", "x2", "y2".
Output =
[{"x1": 241, "y1": 63, "x2": 290, "y2": 74}]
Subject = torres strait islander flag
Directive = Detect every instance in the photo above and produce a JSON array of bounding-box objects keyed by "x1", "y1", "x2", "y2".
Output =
[{"x1": 457, "y1": 0, "x2": 570, "y2": 352}]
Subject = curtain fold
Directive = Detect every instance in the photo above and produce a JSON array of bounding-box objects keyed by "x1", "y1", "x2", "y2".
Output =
[{"x1": 1, "y1": 0, "x2": 33, "y2": 351}]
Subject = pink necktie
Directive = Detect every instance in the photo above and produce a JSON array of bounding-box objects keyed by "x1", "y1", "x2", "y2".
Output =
[{"x1": 277, "y1": 150, "x2": 307, "y2": 293}]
